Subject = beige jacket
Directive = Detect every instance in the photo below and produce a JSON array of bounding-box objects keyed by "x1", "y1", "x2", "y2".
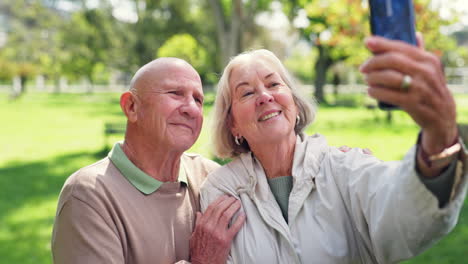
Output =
[{"x1": 200, "y1": 134, "x2": 468, "y2": 264}]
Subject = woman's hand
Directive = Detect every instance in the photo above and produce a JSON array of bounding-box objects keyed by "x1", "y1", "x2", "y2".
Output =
[
  {"x1": 360, "y1": 35, "x2": 458, "y2": 176},
  {"x1": 190, "y1": 195, "x2": 245, "y2": 264}
]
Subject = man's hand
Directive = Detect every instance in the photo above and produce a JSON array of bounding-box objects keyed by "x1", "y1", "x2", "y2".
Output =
[{"x1": 190, "y1": 195, "x2": 246, "y2": 264}]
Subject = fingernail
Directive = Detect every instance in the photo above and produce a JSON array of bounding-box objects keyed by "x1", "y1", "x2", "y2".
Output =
[{"x1": 365, "y1": 36, "x2": 377, "y2": 46}]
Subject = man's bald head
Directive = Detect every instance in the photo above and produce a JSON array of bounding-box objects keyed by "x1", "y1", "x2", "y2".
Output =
[
  {"x1": 120, "y1": 57, "x2": 204, "y2": 154},
  {"x1": 129, "y1": 58, "x2": 200, "y2": 95}
]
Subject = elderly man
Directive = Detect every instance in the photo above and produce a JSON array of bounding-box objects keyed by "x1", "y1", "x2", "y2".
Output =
[{"x1": 51, "y1": 58, "x2": 245, "y2": 264}]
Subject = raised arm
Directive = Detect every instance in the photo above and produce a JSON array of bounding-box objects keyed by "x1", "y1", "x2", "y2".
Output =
[{"x1": 360, "y1": 34, "x2": 461, "y2": 179}]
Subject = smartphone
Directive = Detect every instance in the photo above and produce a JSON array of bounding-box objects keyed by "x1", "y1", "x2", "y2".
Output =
[{"x1": 368, "y1": 0, "x2": 417, "y2": 110}]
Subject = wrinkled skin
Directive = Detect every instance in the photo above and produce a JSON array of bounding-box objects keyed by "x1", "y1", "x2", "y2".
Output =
[
  {"x1": 360, "y1": 34, "x2": 458, "y2": 177},
  {"x1": 190, "y1": 196, "x2": 246, "y2": 264}
]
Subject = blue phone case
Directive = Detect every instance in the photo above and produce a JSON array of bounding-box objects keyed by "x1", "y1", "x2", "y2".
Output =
[{"x1": 368, "y1": 0, "x2": 417, "y2": 109}]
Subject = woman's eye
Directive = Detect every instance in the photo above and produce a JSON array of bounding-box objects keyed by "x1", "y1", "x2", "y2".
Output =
[
  {"x1": 242, "y1": 91, "x2": 253, "y2": 97},
  {"x1": 270, "y1": 82, "x2": 280, "y2": 88}
]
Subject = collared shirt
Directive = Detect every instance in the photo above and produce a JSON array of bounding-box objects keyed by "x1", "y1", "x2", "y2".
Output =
[
  {"x1": 52, "y1": 142, "x2": 220, "y2": 264},
  {"x1": 108, "y1": 142, "x2": 188, "y2": 194}
]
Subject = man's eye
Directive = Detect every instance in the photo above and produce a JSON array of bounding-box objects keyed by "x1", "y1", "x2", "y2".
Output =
[{"x1": 195, "y1": 97, "x2": 203, "y2": 104}]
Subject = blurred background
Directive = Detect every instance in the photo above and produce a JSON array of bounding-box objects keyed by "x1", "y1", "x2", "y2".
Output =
[{"x1": 0, "y1": 0, "x2": 467, "y2": 263}]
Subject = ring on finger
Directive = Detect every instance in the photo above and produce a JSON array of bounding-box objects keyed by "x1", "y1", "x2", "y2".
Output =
[{"x1": 400, "y1": 74, "x2": 412, "y2": 92}]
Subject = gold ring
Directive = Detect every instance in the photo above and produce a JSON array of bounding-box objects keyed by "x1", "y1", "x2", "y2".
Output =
[{"x1": 400, "y1": 75, "x2": 412, "y2": 92}]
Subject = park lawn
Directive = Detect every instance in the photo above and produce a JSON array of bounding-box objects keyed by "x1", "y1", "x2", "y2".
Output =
[{"x1": 0, "y1": 92, "x2": 467, "y2": 263}]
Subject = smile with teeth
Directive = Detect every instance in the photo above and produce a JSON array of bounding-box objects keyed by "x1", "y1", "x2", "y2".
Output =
[{"x1": 259, "y1": 111, "x2": 281, "y2": 121}]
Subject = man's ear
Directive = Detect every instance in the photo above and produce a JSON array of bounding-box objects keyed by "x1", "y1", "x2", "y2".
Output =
[{"x1": 120, "y1": 91, "x2": 138, "y2": 123}]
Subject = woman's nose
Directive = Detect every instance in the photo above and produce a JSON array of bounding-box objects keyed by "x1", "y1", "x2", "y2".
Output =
[{"x1": 256, "y1": 90, "x2": 274, "y2": 106}]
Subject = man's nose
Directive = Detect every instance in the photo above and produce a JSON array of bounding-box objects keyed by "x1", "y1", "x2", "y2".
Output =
[
  {"x1": 256, "y1": 90, "x2": 274, "y2": 106},
  {"x1": 180, "y1": 98, "x2": 202, "y2": 118}
]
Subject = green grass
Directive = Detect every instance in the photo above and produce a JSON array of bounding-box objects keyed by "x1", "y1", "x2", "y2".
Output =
[{"x1": 0, "y1": 92, "x2": 467, "y2": 263}]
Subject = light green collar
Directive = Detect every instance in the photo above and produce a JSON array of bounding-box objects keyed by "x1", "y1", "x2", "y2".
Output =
[{"x1": 108, "y1": 142, "x2": 188, "y2": 194}]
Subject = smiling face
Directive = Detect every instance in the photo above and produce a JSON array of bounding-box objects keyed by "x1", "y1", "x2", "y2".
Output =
[
  {"x1": 134, "y1": 60, "x2": 204, "y2": 152},
  {"x1": 229, "y1": 59, "x2": 298, "y2": 148}
]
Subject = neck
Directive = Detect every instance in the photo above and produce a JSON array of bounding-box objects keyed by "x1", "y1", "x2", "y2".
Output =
[
  {"x1": 121, "y1": 136, "x2": 183, "y2": 182},
  {"x1": 250, "y1": 133, "x2": 297, "y2": 179}
]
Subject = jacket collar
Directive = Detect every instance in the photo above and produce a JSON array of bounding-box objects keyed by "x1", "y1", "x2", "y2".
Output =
[
  {"x1": 239, "y1": 133, "x2": 328, "y2": 187},
  {"x1": 234, "y1": 133, "x2": 329, "y2": 242}
]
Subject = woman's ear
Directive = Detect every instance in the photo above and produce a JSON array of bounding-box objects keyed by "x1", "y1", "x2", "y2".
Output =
[
  {"x1": 228, "y1": 115, "x2": 240, "y2": 138},
  {"x1": 120, "y1": 91, "x2": 138, "y2": 123}
]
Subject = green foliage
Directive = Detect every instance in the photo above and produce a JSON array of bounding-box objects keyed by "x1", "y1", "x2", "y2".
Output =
[
  {"x1": 0, "y1": 57, "x2": 16, "y2": 81},
  {"x1": 59, "y1": 9, "x2": 125, "y2": 83},
  {"x1": 298, "y1": 0, "x2": 462, "y2": 66},
  {"x1": 16, "y1": 63, "x2": 38, "y2": 79},
  {"x1": 284, "y1": 47, "x2": 317, "y2": 83},
  {"x1": 300, "y1": 0, "x2": 370, "y2": 66},
  {"x1": 0, "y1": 0, "x2": 63, "y2": 78},
  {"x1": 131, "y1": 0, "x2": 203, "y2": 68},
  {"x1": 157, "y1": 34, "x2": 208, "y2": 76},
  {"x1": 287, "y1": 0, "x2": 465, "y2": 103}
]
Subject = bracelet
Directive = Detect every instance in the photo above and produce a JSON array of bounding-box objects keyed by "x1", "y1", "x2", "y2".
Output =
[{"x1": 417, "y1": 131, "x2": 461, "y2": 168}]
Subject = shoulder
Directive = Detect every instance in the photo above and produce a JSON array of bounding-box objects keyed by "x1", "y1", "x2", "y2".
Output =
[
  {"x1": 199, "y1": 157, "x2": 251, "y2": 210},
  {"x1": 298, "y1": 133, "x2": 332, "y2": 159},
  {"x1": 182, "y1": 152, "x2": 220, "y2": 180},
  {"x1": 61, "y1": 157, "x2": 115, "y2": 194},
  {"x1": 201, "y1": 155, "x2": 251, "y2": 195},
  {"x1": 316, "y1": 140, "x2": 388, "y2": 190},
  {"x1": 299, "y1": 133, "x2": 380, "y2": 167},
  {"x1": 56, "y1": 157, "x2": 120, "y2": 213},
  {"x1": 297, "y1": 133, "x2": 384, "y2": 180},
  {"x1": 182, "y1": 153, "x2": 220, "y2": 191},
  {"x1": 293, "y1": 133, "x2": 332, "y2": 175},
  {"x1": 326, "y1": 146, "x2": 382, "y2": 171}
]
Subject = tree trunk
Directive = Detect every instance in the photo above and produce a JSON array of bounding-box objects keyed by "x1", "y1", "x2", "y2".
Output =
[
  {"x1": 332, "y1": 71, "x2": 340, "y2": 102},
  {"x1": 18, "y1": 76, "x2": 27, "y2": 96},
  {"x1": 314, "y1": 45, "x2": 333, "y2": 104},
  {"x1": 386, "y1": 110, "x2": 393, "y2": 123},
  {"x1": 85, "y1": 74, "x2": 94, "y2": 94},
  {"x1": 208, "y1": 0, "x2": 244, "y2": 69},
  {"x1": 54, "y1": 78, "x2": 61, "y2": 94}
]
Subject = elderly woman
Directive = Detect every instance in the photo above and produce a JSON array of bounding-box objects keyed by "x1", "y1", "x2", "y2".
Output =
[{"x1": 200, "y1": 36, "x2": 467, "y2": 263}]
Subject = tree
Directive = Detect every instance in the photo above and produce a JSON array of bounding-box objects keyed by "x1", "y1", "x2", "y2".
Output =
[
  {"x1": 157, "y1": 34, "x2": 209, "y2": 80},
  {"x1": 59, "y1": 8, "x2": 125, "y2": 87},
  {"x1": 207, "y1": 0, "x2": 273, "y2": 68},
  {"x1": 293, "y1": 0, "x2": 370, "y2": 104},
  {"x1": 288, "y1": 0, "x2": 462, "y2": 104},
  {"x1": 130, "y1": 0, "x2": 202, "y2": 70},
  {"x1": 0, "y1": 57, "x2": 16, "y2": 83},
  {"x1": 0, "y1": 0, "x2": 63, "y2": 96}
]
